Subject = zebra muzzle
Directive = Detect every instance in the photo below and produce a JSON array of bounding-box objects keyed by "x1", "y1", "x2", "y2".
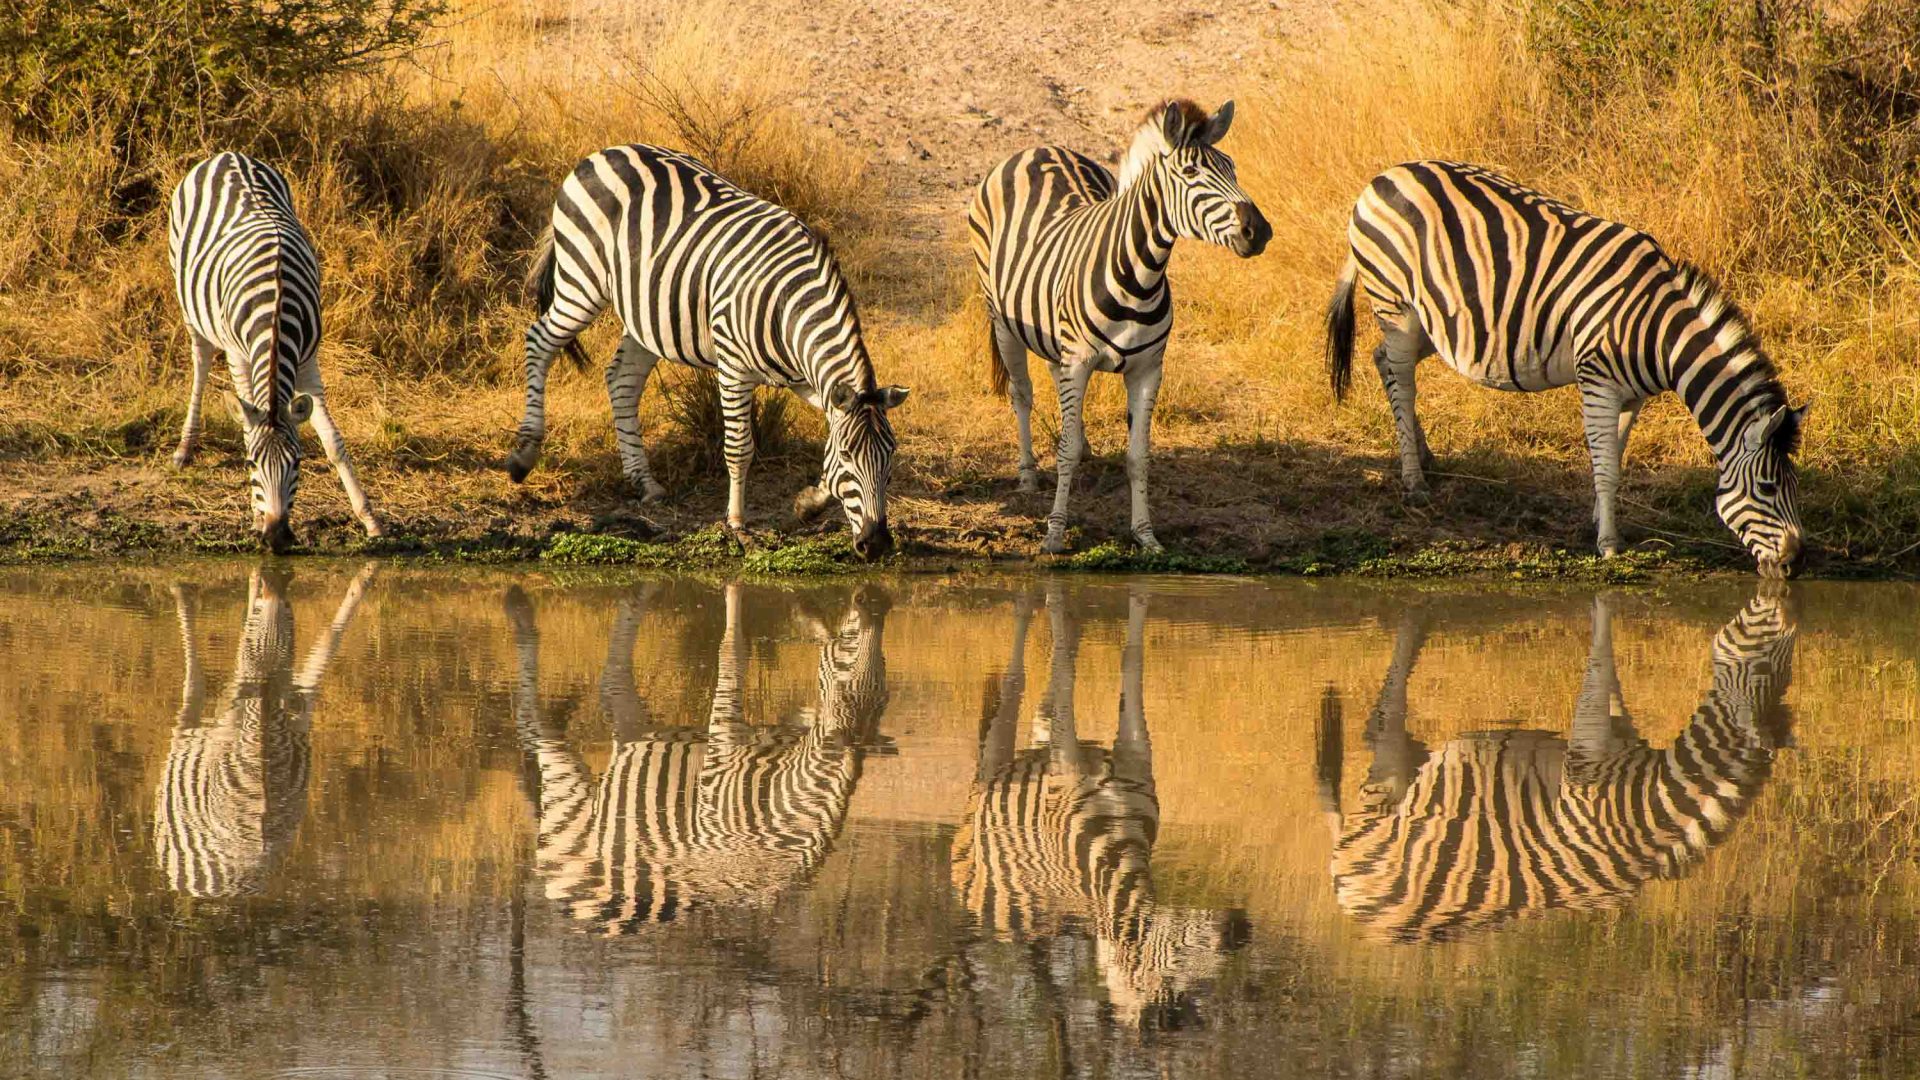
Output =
[
  {"x1": 260, "y1": 516, "x2": 296, "y2": 554},
  {"x1": 853, "y1": 520, "x2": 893, "y2": 560}
]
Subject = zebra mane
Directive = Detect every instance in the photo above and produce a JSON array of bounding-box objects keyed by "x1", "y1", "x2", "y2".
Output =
[
  {"x1": 1118, "y1": 99, "x2": 1208, "y2": 191},
  {"x1": 1672, "y1": 262, "x2": 1796, "y2": 447}
]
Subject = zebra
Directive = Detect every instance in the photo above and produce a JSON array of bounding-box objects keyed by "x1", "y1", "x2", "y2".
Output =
[
  {"x1": 511, "y1": 145, "x2": 910, "y2": 559},
  {"x1": 153, "y1": 563, "x2": 376, "y2": 898},
  {"x1": 167, "y1": 152, "x2": 381, "y2": 552},
  {"x1": 1325, "y1": 160, "x2": 1808, "y2": 578},
  {"x1": 969, "y1": 99, "x2": 1270, "y2": 554},
  {"x1": 1314, "y1": 591, "x2": 1796, "y2": 943},
  {"x1": 506, "y1": 580, "x2": 890, "y2": 934},
  {"x1": 952, "y1": 583, "x2": 1250, "y2": 1027}
]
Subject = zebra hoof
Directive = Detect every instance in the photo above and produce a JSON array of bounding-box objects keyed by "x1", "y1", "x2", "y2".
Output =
[
  {"x1": 1040, "y1": 530, "x2": 1070, "y2": 555},
  {"x1": 1017, "y1": 470, "x2": 1041, "y2": 494},
  {"x1": 361, "y1": 517, "x2": 386, "y2": 539},
  {"x1": 637, "y1": 480, "x2": 668, "y2": 504},
  {"x1": 1402, "y1": 485, "x2": 1432, "y2": 507},
  {"x1": 506, "y1": 459, "x2": 533, "y2": 483},
  {"x1": 171, "y1": 446, "x2": 196, "y2": 469},
  {"x1": 1134, "y1": 533, "x2": 1164, "y2": 554}
]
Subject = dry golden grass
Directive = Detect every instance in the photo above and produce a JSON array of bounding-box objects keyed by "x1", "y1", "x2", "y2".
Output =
[{"x1": 1, "y1": 1, "x2": 1917, "y2": 567}]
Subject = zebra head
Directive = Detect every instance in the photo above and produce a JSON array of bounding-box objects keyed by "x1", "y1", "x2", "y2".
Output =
[
  {"x1": 816, "y1": 383, "x2": 909, "y2": 560},
  {"x1": 1099, "y1": 904, "x2": 1252, "y2": 1029},
  {"x1": 234, "y1": 392, "x2": 313, "y2": 553},
  {"x1": 1715, "y1": 403, "x2": 1808, "y2": 579},
  {"x1": 1124, "y1": 99, "x2": 1270, "y2": 258}
]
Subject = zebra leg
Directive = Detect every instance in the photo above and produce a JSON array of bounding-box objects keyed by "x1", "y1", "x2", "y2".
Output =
[
  {"x1": 292, "y1": 562, "x2": 378, "y2": 694},
  {"x1": 607, "y1": 337, "x2": 666, "y2": 503},
  {"x1": 1112, "y1": 585, "x2": 1151, "y2": 784},
  {"x1": 1570, "y1": 593, "x2": 1635, "y2": 778},
  {"x1": 718, "y1": 376, "x2": 757, "y2": 535},
  {"x1": 1579, "y1": 381, "x2": 1629, "y2": 556},
  {"x1": 978, "y1": 588, "x2": 1038, "y2": 782},
  {"x1": 1037, "y1": 582, "x2": 1086, "y2": 775},
  {"x1": 993, "y1": 322, "x2": 1042, "y2": 493},
  {"x1": 1122, "y1": 357, "x2": 1166, "y2": 553},
  {"x1": 295, "y1": 362, "x2": 383, "y2": 537},
  {"x1": 169, "y1": 583, "x2": 207, "y2": 728},
  {"x1": 173, "y1": 334, "x2": 219, "y2": 468},
  {"x1": 1364, "y1": 610, "x2": 1430, "y2": 811},
  {"x1": 1372, "y1": 342, "x2": 1431, "y2": 503},
  {"x1": 1041, "y1": 357, "x2": 1097, "y2": 554},
  {"x1": 508, "y1": 306, "x2": 599, "y2": 483}
]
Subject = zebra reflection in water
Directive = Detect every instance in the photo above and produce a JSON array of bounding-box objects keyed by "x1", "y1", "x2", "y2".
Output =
[
  {"x1": 954, "y1": 584, "x2": 1249, "y2": 1028},
  {"x1": 1316, "y1": 591, "x2": 1796, "y2": 943},
  {"x1": 507, "y1": 582, "x2": 890, "y2": 933},
  {"x1": 153, "y1": 564, "x2": 376, "y2": 897}
]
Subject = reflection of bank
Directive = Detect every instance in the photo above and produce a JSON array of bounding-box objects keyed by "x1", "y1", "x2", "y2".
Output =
[
  {"x1": 507, "y1": 581, "x2": 891, "y2": 934},
  {"x1": 1317, "y1": 591, "x2": 1797, "y2": 943},
  {"x1": 954, "y1": 583, "x2": 1250, "y2": 1029},
  {"x1": 153, "y1": 564, "x2": 376, "y2": 898}
]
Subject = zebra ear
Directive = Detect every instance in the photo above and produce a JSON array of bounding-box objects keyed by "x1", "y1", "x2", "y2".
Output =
[
  {"x1": 827, "y1": 383, "x2": 859, "y2": 411},
  {"x1": 1160, "y1": 102, "x2": 1191, "y2": 148},
  {"x1": 287, "y1": 393, "x2": 314, "y2": 426},
  {"x1": 230, "y1": 394, "x2": 266, "y2": 428},
  {"x1": 1743, "y1": 405, "x2": 1790, "y2": 453},
  {"x1": 1202, "y1": 100, "x2": 1235, "y2": 145},
  {"x1": 875, "y1": 385, "x2": 910, "y2": 410}
]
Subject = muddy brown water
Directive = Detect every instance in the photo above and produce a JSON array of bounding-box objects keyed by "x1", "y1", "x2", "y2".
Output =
[{"x1": 2, "y1": 563, "x2": 1917, "y2": 1078}]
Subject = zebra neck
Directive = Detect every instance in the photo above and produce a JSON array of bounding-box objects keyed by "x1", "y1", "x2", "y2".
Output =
[
  {"x1": 1626, "y1": 291, "x2": 1785, "y2": 461},
  {"x1": 1103, "y1": 176, "x2": 1176, "y2": 288}
]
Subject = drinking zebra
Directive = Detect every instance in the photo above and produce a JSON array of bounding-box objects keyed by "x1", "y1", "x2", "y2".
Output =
[
  {"x1": 1314, "y1": 592, "x2": 1796, "y2": 943},
  {"x1": 1326, "y1": 160, "x2": 1807, "y2": 577},
  {"x1": 153, "y1": 563, "x2": 376, "y2": 897},
  {"x1": 969, "y1": 100, "x2": 1269, "y2": 553},
  {"x1": 512, "y1": 145, "x2": 909, "y2": 559},
  {"x1": 953, "y1": 583, "x2": 1249, "y2": 1027},
  {"x1": 167, "y1": 152, "x2": 381, "y2": 552},
  {"x1": 506, "y1": 581, "x2": 890, "y2": 933}
]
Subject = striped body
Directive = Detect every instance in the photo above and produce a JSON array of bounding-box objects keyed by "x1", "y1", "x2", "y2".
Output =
[
  {"x1": 513, "y1": 145, "x2": 906, "y2": 555},
  {"x1": 955, "y1": 586, "x2": 1247, "y2": 1025},
  {"x1": 509, "y1": 583, "x2": 889, "y2": 934},
  {"x1": 153, "y1": 565, "x2": 374, "y2": 897},
  {"x1": 1327, "y1": 160, "x2": 1805, "y2": 575},
  {"x1": 166, "y1": 153, "x2": 380, "y2": 548},
  {"x1": 1319, "y1": 594, "x2": 1795, "y2": 943},
  {"x1": 969, "y1": 101, "x2": 1268, "y2": 554}
]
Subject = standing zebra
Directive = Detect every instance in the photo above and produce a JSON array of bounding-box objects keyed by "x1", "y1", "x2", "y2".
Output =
[
  {"x1": 153, "y1": 563, "x2": 376, "y2": 897},
  {"x1": 168, "y1": 152, "x2": 381, "y2": 552},
  {"x1": 970, "y1": 100, "x2": 1270, "y2": 553},
  {"x1": 1326, "y1": 161, "x2": 1807, "y2": 577},
  {"x1": 506, "y1": 581, "x2": 890, "y2": 933},
  {"x1": 952, "y1": 583, "x2": 1249, "y2": 1026},
  {"x1": 512, "y1": 145, "x2": 909, "y2": 559},
  {"x1": 1314, "y1": 592, "x2": 1795, "y2": 943}
]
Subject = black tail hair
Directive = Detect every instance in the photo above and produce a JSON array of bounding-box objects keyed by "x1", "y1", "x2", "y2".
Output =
[
  {"x1": 525, "y1": 224, "x2": 590, "y2": 371},
  {"x1": 1326, "y1": 257, "x2": 1357, "y2": 402}
]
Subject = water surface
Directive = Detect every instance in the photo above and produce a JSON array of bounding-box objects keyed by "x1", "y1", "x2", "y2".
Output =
[{"x1": 2, "y1": 564, "x2": 1917, "y2": 1078}]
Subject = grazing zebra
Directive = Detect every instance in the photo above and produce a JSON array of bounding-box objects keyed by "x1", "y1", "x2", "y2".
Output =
[
  {"x1": 1326, "y1": 161, "x2": 1808, "y2": 577},
  {"x1": 969, "y1": 100, "x2": 1270, "y2": 553},
  {"x1": 1314, "y1": 592, "x2": 1796, "y2": 943},
  {"x1": 153, "y1": 563, "x2": 376, "y2": 897},
  {"x1": 167, "y1": 152, "x2": 381, "y2": 551},
  {"x1": 952, "y1": 584, "x2": 1249, "y2": 1027},
  {"x1": 506, "y1": 581, "x2": 890, "y2": 933},
  {"x1": 512, "y1": 145, "x2": 909, "y2": 559}
]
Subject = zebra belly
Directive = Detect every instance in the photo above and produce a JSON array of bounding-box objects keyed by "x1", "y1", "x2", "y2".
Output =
[{"x1": 1442, "y1": 340, "x2": 1581, "y2": 394}]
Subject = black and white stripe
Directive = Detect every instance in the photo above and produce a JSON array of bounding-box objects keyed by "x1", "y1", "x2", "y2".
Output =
[
  {"x1": 1325, "y1": 160, "x2": 1807, "y2": 576},
  {"x1": 510, "y1": 145, "x2": 909, "y2": 559},
  {"x1": 953, "y1": 585, "x2": 1248, "y2": 1026},
  {"x1": 969, "y1": 100, "x2": 1269, "y2": 553},
  {"x1": 1315, "y1": 593, "x2": 1795, "y2": 943},
  {"x1": 507, "y1": 582, "x2": 889, "y2": 934},
  {"x1": 153, "y1": 564, "x2": 375, "y2": 897},
  {"x1": 167, "y1": 152, "x2": 380, "y2": 550}
]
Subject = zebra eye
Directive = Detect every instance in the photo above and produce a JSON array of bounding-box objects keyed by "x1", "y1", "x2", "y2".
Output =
[
  {"x1": 1757, "y1": 480, "x2": 1777, "y2": 498},
  {"x1": 1181, "y1": 164, "x2": 1200, "y2": 179}
]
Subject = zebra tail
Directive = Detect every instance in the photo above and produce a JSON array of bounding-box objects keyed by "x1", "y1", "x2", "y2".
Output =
[
  {"x1": 1326, "y1": 257, "x2": 1357, "y2": 403},
  {"x1": 525, "y1": 223, "x2": 590, "y2": 372},
  {"x1": 986, "y1": 314, "x2": 1009, "y2": 398}
]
